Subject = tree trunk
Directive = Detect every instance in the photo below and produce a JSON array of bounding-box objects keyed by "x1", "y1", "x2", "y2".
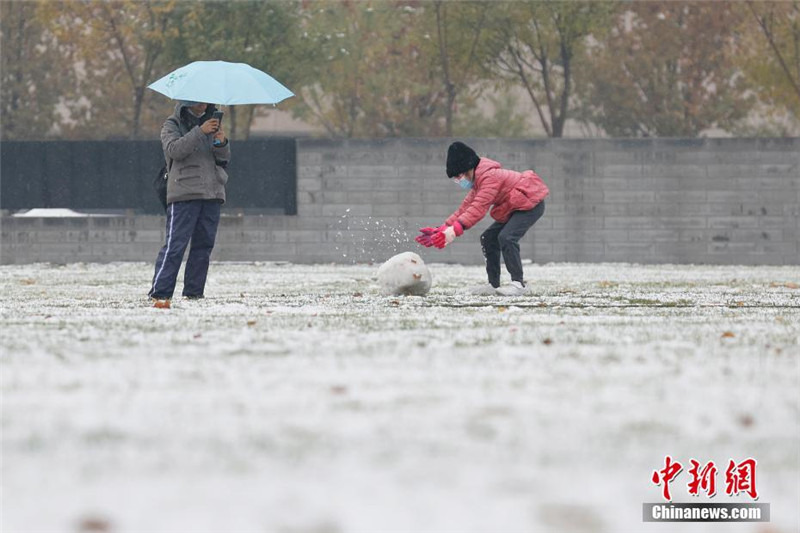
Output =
[
  {"x1": 10, "y1": 5, "x2": 26, "y2": 138},
  {"x1": 435, "y1": 2, "x2": 454, "y2": 136},
  {"x1": 552, "y1": 42, "x2": 571, "y2": 138},
  {"x1": 131, "y1": 86, "x2": 144, "y2": 139},
  {"x1": 239, "y1": 105, "x2": 254, "y2": 140},
  {"x1": 230, "y1": 107, "x2": 238, "y2": 140}
]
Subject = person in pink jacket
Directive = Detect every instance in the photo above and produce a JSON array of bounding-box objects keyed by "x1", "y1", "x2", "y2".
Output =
[{"x1": 416, "y1": 142, "x2": 549, "y2": 296}]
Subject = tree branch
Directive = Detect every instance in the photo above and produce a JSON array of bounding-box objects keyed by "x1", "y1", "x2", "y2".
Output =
[
  {"x1": 102, "y1": 5, "x2": 136, "y2": 89},
  {"x1": 747, "y1": 0, "x2": 800, "y2": 101},
  {"x1": 510, "y1": 45, "x2": 551, "y2": 136}
]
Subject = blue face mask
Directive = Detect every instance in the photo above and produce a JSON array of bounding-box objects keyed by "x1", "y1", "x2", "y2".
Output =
[{"x1": 458, "y1": 178, "x2": 473, "y2": 190}]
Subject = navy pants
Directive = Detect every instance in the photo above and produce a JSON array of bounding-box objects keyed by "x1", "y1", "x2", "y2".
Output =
[
  {"x1": 149, "y1": 200, "x2": 221, "y2": 299},
  {"x1": 480, "y1": 201, "x2": 545, "y2": 287}
]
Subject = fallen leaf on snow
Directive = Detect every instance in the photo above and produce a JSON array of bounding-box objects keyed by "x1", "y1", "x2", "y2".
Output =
[
  {"x1": 738, "y1": 413, "x2": 755, "y2": 428},
  {"x1": 77, "y1": 516, "x2": 112, "y2": 532},
  {"x1": 721, "y1": 331, "x2": 735, "y2": 338}
]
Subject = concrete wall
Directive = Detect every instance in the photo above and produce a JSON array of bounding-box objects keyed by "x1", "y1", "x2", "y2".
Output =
[{"x1": 2, "y1": 138, "x2": 798, "y2": 265}]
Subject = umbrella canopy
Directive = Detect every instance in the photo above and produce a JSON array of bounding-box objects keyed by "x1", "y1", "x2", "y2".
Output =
[{"x1": 147, "y1": 60, "x2": 294, "y2": 105}]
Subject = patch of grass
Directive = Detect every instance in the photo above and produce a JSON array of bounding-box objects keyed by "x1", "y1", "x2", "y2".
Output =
[
  {"x1": 662, "y1": 299, "x2": 695, "y2": 307},
  {"x1": 624, "y1": 298, "x2": 662, "y2": 306}
]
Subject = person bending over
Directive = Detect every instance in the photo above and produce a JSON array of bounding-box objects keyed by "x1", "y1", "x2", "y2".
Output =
[{"x1": 416, "y1": 141, "x2": 548, "y2": 296}]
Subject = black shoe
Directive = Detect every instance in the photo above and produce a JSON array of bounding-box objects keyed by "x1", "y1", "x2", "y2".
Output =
[{"x1": 183, "y1": 294, "x2": 204, "y2": 300}]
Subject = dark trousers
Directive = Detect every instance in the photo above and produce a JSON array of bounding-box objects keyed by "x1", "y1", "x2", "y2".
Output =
[
  {"x1": 149, "y1": 200, "x2": 221, "y2": 299},
  {"x1": 480, "y1": 201, "x2": 545, "y2": 287}
]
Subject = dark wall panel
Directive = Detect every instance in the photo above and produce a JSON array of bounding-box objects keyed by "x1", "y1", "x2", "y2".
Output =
[
  {"x1": 1, "y1": 139, "x2": 297, "y2": 214},
  {"x1": 225, "y1": 139, "x2": 297, "y2": 214}
]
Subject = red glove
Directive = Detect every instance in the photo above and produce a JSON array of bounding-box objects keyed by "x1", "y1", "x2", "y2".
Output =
[
  {"x1": 431, "y1": 221, "x2": 464, "y2": 249},
  {"x1": 415, "y1": 225, "x2": 446, "y2": 248}
]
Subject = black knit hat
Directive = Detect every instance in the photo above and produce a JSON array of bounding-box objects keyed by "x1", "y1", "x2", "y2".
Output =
[{"x1": 446, "y1": 142, "x2": 480, "y2": 178}]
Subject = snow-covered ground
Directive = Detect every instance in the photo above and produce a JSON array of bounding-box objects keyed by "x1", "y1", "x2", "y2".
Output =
[{"x1": 1, "y1": 261, "x2": 798, "y2": 533}]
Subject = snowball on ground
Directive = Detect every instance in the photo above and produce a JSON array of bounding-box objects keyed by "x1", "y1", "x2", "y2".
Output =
[{"x1": 376, "y1": 251, "x2": 432, "y2": 296}]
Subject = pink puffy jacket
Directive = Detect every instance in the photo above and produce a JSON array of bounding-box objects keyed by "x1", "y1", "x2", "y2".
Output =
[{"x1": 445, "y1": 158, "x2": 549, "y2": 229}]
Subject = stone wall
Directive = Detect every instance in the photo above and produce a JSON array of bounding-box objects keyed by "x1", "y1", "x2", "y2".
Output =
[{"x1": 2, "y1": 138, "x2": 798, "y2": 265}]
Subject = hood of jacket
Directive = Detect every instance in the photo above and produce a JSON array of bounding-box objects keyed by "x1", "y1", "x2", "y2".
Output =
[
  {"x1": 172, "y1": 102, "x2": 218, "y2": 129},
  {"x1": 473, "y1": 157, "x2": 502, "y2": 185}
]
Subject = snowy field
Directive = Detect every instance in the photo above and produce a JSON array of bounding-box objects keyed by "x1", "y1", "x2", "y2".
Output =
[{"x1": 1, "y1": 261, "x2": 798, "y2": 533}]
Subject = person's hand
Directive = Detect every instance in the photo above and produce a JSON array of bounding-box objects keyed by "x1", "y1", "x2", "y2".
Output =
[
  {"x1": 200, "y1": 119, "x2": 220, "y2": 135},
  {"x1": 213, "y1": 126, "x2": 226, "y2": 145},
  {"x1": 431, "y1": 221, "x2": 464, "y2": 249},
  {"x1": 415, "y1": 225, "x2": 446, "y2": 248}
]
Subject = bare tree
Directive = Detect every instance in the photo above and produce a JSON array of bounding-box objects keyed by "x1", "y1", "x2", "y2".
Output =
[{"x1": 494, "y1": 2, "x2": 616, "y2": 138}]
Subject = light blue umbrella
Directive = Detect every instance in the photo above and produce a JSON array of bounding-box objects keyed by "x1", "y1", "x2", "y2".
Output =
[{"x1": 148, "y1": 60, "x2": 294, "y2": 105}]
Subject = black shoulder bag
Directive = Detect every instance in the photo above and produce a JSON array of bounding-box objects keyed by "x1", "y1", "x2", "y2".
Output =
[
  {"x1": 153, "y1": 117, "x2": 179, "y2": 212},
  {"x1": 153, "y1": 163, "x2": 170, "y2": 212}
]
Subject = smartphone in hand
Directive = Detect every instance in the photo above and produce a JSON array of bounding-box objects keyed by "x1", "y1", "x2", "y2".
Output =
[{"x1": 212, "y1": 110, "x2": 224, "y2": 126}]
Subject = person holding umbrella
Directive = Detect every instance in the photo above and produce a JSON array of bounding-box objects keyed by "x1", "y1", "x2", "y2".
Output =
[
  {"x1": 146, "y1": 61, "x2": 295, "y2": 307},
  {"x1": 148, "y1": 101, "x2": 229, "y2": 307}
]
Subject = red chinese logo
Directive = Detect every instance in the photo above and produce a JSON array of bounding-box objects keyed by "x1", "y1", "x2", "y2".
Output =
[
  {"x1": 652, "y1": 456, "x2": 758, "y2": 501},
  {"x1": 725, "y1": 458, "x2": 758, "y2": 500},
  {"x1": 687, "y1": 459, "x2": 717, "y2": 497},
  {"x1": 651, "y1": 455, "x2": 683, "y2": 501}
]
